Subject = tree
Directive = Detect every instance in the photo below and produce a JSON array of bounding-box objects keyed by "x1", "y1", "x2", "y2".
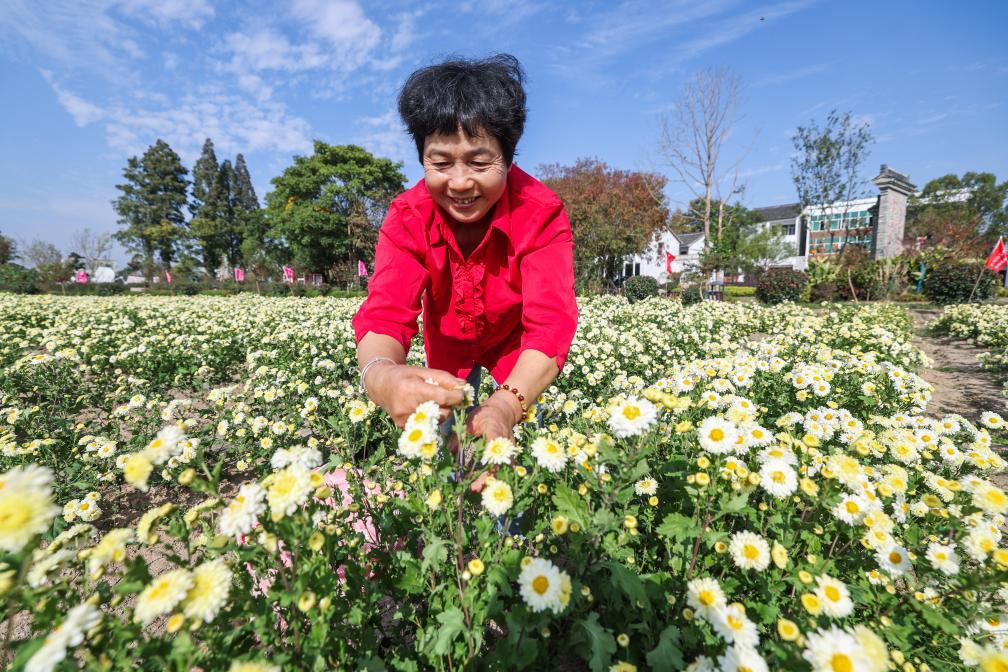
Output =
[
  {"x1": 21, "y1": 239, "x2": 71, "y2": 284},
  {"x1": 70, "y1": 227, "x2": 114, "y2": 276},
  {"x1": 658, "y1": 66, "x2": 746, "y2": 250},
  {"x1": 231, "y1": 153, "x2": 260, "y2": 268},
  {"x1": 189, "y1": 138, "x2": 228, "y2": 275},
  {"x1": 265, "y1": 142, "x2": 406, "y2": 279},
  {"x1": 907, "y1": 171, "x2": 1008, "y2": 256},
  {"x1": 112, "y1": 139, "x2": 190, "y2": 280},
  {"x1": 0, "y1": 231, "x2": 15, "y2": 264},
  {"x1": 790, "y1": 109, "x2": 873, "y2": 255},
  {"x1": 689, "y1": 200, "x2": 794, "y2": 277},
  {"x1": 538, "y1": 158, "x2": 669, "y2": 291}
]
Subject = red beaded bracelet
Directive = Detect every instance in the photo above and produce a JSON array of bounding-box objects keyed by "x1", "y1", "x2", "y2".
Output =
[{"x1": 499, "y1": 383, "x2": 528, "y2": 413}]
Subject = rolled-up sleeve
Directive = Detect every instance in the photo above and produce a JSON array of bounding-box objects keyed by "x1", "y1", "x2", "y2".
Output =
[
  {"x1": 352, "y1": 201, "x2": 429, "y2": 354},
  {"x1": 519, "y1": 202, "x2": 578, "y2": 372}
]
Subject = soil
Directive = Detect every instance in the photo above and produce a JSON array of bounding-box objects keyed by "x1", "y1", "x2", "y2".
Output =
[{"x1": 909, "y1": 308, "x2": 1008, "y2": 422}]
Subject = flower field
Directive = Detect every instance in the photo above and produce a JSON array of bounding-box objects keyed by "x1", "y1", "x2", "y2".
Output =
[
  {"x1": 934, "y1": 304, "x2": 1008, "y2": 380},
  {"x1": 2, "y1": 294, "x2": 1008, "y2": 671}
]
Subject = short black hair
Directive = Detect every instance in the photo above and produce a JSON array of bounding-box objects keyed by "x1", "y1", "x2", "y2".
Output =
[{"x1": 398, "y1": 53, "x2": 527, "y2": 166}]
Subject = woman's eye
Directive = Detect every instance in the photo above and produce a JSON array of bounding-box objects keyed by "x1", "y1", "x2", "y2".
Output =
[
  {"x1": 470, "y1": 162, "x2": 490, "y2": 169},
  {"x1": 430, "y1": 161, "x2": 452, "y2": 169}
]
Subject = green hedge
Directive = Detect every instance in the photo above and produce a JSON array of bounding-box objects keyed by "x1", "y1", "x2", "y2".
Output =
[
  {"x1": 922, "y1": 261, "x2": 997, "y2": 304},
  {"x1": 756, "y1": 268, "x2": 807, "y2": 304},
  {"x1": 624, "y1": 275, "x2": 658, "y2": 303}
]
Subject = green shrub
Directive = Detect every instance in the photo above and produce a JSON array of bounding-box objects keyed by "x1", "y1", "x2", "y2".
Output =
[
  {"x1": 922, "y1": 261, "x2": 997, "y2": 304},
  {"x1": 809, "y1": 281, "x2": 840, "y2": 302},
  {"x1": 680, "y1": 285, "x2": 704, "y2": 306},
  {"x1": 0, "y1": 264, "x2": 38, "y2": 293},
  {"x1": 755, "y1": 268, "x2": 806, "y2": 304},
  {"x1": 623, "y1": 275, "x2": 658, "y2": 303},
  {"x1": 723, "y1": 285, "x2": 755, "y2": 297}
]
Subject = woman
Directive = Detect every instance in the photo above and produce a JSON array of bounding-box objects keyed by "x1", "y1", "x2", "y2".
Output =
[{"x1": 352, "y1": 54, "x2": 578, "y2": 445}]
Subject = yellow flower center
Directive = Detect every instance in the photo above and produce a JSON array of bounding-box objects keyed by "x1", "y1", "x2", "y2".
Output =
[
  {"x1": 408, "y1": 429, "x2": 423, "y2": 442},
  {"x1": 824, "y1": 585, "x2": 841, "y2": 602},
  {"x1": 888, "y1": 551, "x2": 903, "y2": 565},
  {"x1": 845, "y1": 501, "x2": 860, "y2": 514},
  {"x1": 709, "y1": 428, "x2": 725, "y2": 441},
  {"x1": 698, "y1": 590, "x2": 715, "y2": 606},
  {"x1": 0, "y1": 497, "x2": 31, "y2": 531},
  {"x1": 532, "y1": 575, "x2": 549, "y2": 595},
  {"x1": 772, "y1": 471, "x2": 785, "y2": 484},
  {"x1": 727, "y1": 614, "x2": 744, "y2": 630},
  {"x1": 830, "y1": 653, "x2": 853, "y2": 672},
  {"x1": 743, "y1": 544, "x2": 759, "y2": 560},
  {"x1": 622, "y1": 406, "x2": 641, "y2": 420}
]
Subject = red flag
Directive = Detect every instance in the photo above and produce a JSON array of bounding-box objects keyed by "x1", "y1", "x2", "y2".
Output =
[
  {"x1": 75, "y1": 270, "x2": 88, "y2": 284},
  {"x1": 986, "y1": 237, "x2": 1007, "y2": 272},
  {"x1": 358, "y1": 260, "x2": 368, "y2": 277},
  {"x1": 282, "y1": 266, "x2": 294, "y2": 283},
  {"x1": 665, "y1": 251, "x2": 676, "y2": 273},
  {"x1": 164, "y1": 270, "x2": 173, "y2": 284},
  {"x1": 234, "y1": 268, "x2": 245, "y2": 282}
]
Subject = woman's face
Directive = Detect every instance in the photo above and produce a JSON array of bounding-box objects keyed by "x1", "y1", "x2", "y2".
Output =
[{"x1": 422, "y1": 127, "x2": 508, "y2": 225}]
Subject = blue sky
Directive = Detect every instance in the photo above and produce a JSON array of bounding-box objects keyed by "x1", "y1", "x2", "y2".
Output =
[{"x1": 1, "y1": 0, "x2": 1006, "y2": 265}]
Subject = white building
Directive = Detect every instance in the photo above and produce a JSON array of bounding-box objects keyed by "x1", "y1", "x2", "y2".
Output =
[{"x1": 625, "y1": 164, "x2": 917, "y2": 281}]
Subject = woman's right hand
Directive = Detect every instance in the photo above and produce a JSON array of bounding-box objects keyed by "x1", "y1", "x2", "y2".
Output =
[{"x1": 367, "y1": 364, "x2": 468, "y2": 428}]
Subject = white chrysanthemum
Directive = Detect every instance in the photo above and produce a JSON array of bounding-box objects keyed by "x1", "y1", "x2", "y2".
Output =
[
  {"x1": 833, "y1": 493, "x2": 869, "y2": 525},
  {"x1": 711, "y1": 604, "x2": 759, "y2": 648},
  {"x1": 973, "y1": 483, "x2": 1008, "y2": 515},
  {"x1": 729, "y1": 530, "x2": 770, "y2": 571},
  {"x1": 481, "y1": 437, "x2": 519, "y2": 466},
  {"x1": 134, "y1": 568, "x2": 194, "y2": 626},
  {"x1": 143, "y1": 424, "x2": 186, "y2": 465},
  {"x1": 684, "y1": 655, "x2": 716, "y2": 672},
  {"x1": 397, "y1": 423, "x2": 438, "y2": 460},
  {"x1": 182, "y1": 558, "x2": 232, "y2": 623},
  {"x1": 27, "y1": 549, "x2": 75, "y2": 588},
  {"x1": 634, "y1": 478, "x2": 658, "y2": 496},
  {"x1": 270, "y1": 445, "x2": 322, "y2": 471},
  {"x1": 607, "y1": 397, "x2": 658, "y2": 438},
  {"x1": 926, "y1": 542, "x2": 960, "y2": 575},
  {"x1": 964, "y1": 526, "x2": 998, "y2": 561},
  {"x1": 518, "y1": 557, "x2": 568, "y2": 614},
  {"x1": 531, "y1": 437, "x2": 567, "y2": 473},
  {"x1": 219, "y1": 482, "x2": 267, "y2": 538},
  {"x1": 802, "y1": 625, "x2": 871, "y2": 672},
  {"x1": 697, "y1": 416, "x2": 738, "y2": 455},
  {"x1": 25, "y1": 602, "x2": 102, "y2": 672},
  {"x1": 758, "y1": 459, "x2": 797, "y2": 499},
  {"x1": 406, "y1": 401, "x2": 441, "y2": 431},
  {"x1": 757, "y1": 445, "x2": 796, "y2": 465},
  {"x1": 0, "y1": 464, "x2": 60, "y2": 553},
  {"x1": 686, "y1": 577, "x2": 726, "y2": 621},
  {"x1": 266, "y1": 465, "x2": 313, "y2": 519},
  {"x1": 981, "y1": 411, "x2": 1005, "y2": 430},
  {"x1": 814, "y1": 575, "x2": 854, "y2": 618},
  {"x1": 481, "y1": 478, "x2": 514, "y2": 516},
  {"x1": 876, "y1": 543, "x2": 912, "y2": 576},
  {"x1": 717, "y1": 645, "x2": 768, "y2": 672}
]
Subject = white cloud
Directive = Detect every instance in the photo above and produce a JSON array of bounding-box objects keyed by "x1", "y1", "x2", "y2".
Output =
[
  {"x1": 753, "y1": 62, "x2": 832, "y2": 87},
  {"x1": 223, "y1": 28, "x2": 329, "y2": 72},
  {"x1": 114, "y1": 0, "x2": 214, "y2": 29},
  {"x1": 290, "y1": 0, "x2": 381, "y2": 69},
  {"x1": 40, "y1": 70, "x2": 106, "y2": 126},
  {"x1": 356, "y1": 110, "x2": 415, "y2": 168}
]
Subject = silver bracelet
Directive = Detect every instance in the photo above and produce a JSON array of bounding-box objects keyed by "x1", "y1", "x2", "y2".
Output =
[{"x1": 359, "y1": 356, "x2": 396, "y2": 395}]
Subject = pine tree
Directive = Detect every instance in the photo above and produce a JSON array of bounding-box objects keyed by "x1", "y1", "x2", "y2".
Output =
[
  {"x1": 189, "y1": 138, "x2": 227, "y2": 275},
  {"x1": 112, "y1": 139, "x2": 189, "y2": 280},
  {"x1": 228, "y1": 154, "x2": 259, "y2": 269}
]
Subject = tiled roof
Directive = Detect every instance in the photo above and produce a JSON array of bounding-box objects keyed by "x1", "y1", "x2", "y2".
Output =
[
  {"x1": 673, "y1": 232, "x2": 704, "y2": 246},
  {"x1": 753, "y1": 203, "x2": 800, "y2": 222}
]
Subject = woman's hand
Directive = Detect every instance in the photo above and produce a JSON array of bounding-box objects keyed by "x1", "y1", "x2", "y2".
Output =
[
  {"x1": 367, "y1": 364, "x2": 467, "y2": 428},
  {"x1": 466, "y1": 403, "x2": 515, "y2": 442}
]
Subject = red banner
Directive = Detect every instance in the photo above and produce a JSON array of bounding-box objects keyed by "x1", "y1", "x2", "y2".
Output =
[
  {"x1": 234, "y1": 268, "x2": 245, "y2": 282},
  {"x1": 665, "y1": 251, "x2": 676, "y2": 273},
  {"x1": 75, "y1": 270, "x2": 88, "y2": 284},
  {"x1": 282, "y1": 266, "x2": 294, "y2": 283},
  {"x1": 986, "y1": 237, "x2": 1007, "y2": 272},
  {"x1": 358, "y1": 260, "x2": 368, "y2": 278},
  {"x1": 164, "y1": 271, "x2": 172, "y2": 284}
]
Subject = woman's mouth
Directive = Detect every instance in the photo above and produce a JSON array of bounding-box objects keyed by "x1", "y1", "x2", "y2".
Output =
[{"x1": 451, "y1": 196, "x2": 477, "y2": 208}]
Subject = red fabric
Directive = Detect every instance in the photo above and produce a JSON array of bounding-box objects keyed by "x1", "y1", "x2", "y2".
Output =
[
  {"x1": 665, "y1": 251, "x2": 676, "y2": 273},
  {"x1": 352, "y1": 165, "x2": 578, "y2": 383},
  {"x1": 986, "y1": 237, "x2": 1007, "y2": 272}
]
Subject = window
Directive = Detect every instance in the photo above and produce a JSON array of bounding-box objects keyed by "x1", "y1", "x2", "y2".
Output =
[
  {"x1": 830, "y1": 219, "x2": 840, "y2": 230},
  {"x1": 679, "y1": 244, "x2": 689, "y2": 256},
  {"x1": 623, "y1": 262, "x2": 641, "y2": 277},
  {"x1": 657, "y1": 243, "x2": 664, "y2": 256}
]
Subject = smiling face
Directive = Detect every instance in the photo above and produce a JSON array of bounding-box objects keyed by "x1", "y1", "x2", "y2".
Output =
[{"x1": 422, "y1": 127, "x2": 508, "y2": 225}]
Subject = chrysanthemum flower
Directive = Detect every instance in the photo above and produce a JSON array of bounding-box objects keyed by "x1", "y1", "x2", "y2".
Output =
[
  {"x1": 814, "y1": 575, "x2": 854, "y2": 618},
  {"x1": 0, "y1": 464, "x2": 60, "y2": 553},
  {"x1": 697, "y1": 417, "x2": 738, "y2": 455},
  {"x1": 518, "y1": 557, "x2": 568, "y2": 614},
  {"x1": 143, "y1": 425, "x2": 186, "y2": 465},
  {"x1": 686, "y1": 577, "x2": 725, "y2": 622},
  {"x1": 758, "y1": 460, "x2": 797, "y2": 499},
  {"x1": 876, "y1": 543, "x2": 912, "y2": 576},
  {"x1": 219, "y1": 483, "x2": 266, "y2": 538},
  {"x1": 481, "y1": 437, "x2": 519, "y2": 466},
  {"x1": 802, "y1": 625, "x2": 871, "y2": 672},
  {"x1": 266, "y1": 465, "x2": 313, "y2": 520},
  {"x1": 25, "y1": 602, "x2": 101, "y2": 672},
  {"x1": 634, "y1": 478, "x2": 658, "y2": 496},
  {"x1": 973, "y1": 483, "x2": 1008, "y2": 515},
  {"x1": 926, "y1": 542, "x2": 960, "y2": 575},
  {"x1": 607, "y1": 397, "x2": 658, "y2": 438},
  {"x1": 134, "y1": 568, "x2": 194, "y2": 626},
  {"x1": 531, "y1": 437, "x2": 567, "y2": 473},
  {"x1": 481, "y1": 478, "x2": 513, "y2": 516},
  {"x1": 728, "y1": 530, "x2": 771, "y2": 571},
  {"x1": 711, "y1": 603, "x2": 759, "y2": 648},
  {"x1": 122, "y1": 452, "x2": 154, "y2": 491},
  {"x1": 717, "y1": 645, "x2": 768, "y2": 672},
  {"x1": 833, "y1": 493, "x2": 869, "y2": 525},
  {"x1": 182, "y1": 558, "x2": 232, "y2": 623}
]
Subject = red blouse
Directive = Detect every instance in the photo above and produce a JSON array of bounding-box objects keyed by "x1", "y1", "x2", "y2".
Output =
[{"x1": 352, "y1": 164, "x2": 578, "y2": 383}]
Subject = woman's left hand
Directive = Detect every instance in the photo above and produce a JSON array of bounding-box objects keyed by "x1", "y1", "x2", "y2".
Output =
[{"x1": 466, "y1": 402, "x2": 514, "y2": 442}]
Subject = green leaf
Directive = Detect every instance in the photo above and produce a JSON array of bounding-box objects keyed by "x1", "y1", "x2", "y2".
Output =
[
  {"x1": 911, "y1": 600, "x2": 959, "y2": 635},
  {"x1": 645, "y1": 625, "x2": 684, "y2": 671},
  {"x1": 605, "y1": 560, "x2": 649, "y2": 608},
  {"x1": 420, "y1": 537, "x2": 448, "y2": 576},
  {"x1": 552, "y1": 483, "x2": 589, "y2": 529},
  {"x1": 432, "y1": 607, "x2": 466, "y2": 656},
  {"x1": 577, "y1": 613, "x2": 617, "y2": 672},
  {"x1": 656, "y1": 512, "x2": 698, "y2": 542}
]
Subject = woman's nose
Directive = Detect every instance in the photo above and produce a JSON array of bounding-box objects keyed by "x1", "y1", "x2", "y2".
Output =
[{"x1": 447, "y1": 164, "x2": 473, "y2": 192}]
